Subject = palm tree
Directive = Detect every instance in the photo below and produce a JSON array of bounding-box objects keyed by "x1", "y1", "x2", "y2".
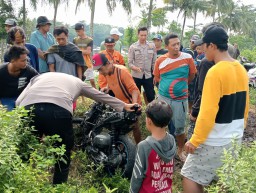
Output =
[
  {"x1": 147, "y1": 0, "x2": 154, "y2": 33},
  {"x1": 41, "y1": 0, "x2": 69, "y2": 28},
  {"x1": 22, "y1": 0, "x2": 37, "y2": 32},
  {"x1": 75, "y1": 0, "x2": 135, "y2": 38},
  {"x1": 151, "y1": 8, "x2": 168, "y2": 32},
  {"x1": 163, "y1": 0, "x2": 209, "y2": 41},
  {"x1": 220, "y1": 3, "x2": 256, "y2": 35},
  {"x1": 206, "y1": 0, "x2": 234, "y2": 22},
  {"x1": 163, "y1": 0, "x2": 194, "y2": 42},
  {"x1": 191, "y1": 0, "x2": 208, "y2": 31}
]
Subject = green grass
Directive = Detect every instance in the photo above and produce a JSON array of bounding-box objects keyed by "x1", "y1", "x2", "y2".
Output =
[
  {"x1": 73, "y1": 96, "x2": 184, "y2": 192},
  {"x1": 249, "y1": 87, "x2": 256, "y2": 106},
  {"x1": 71, "y1": 87, "x2": 255, "y2": 192}
]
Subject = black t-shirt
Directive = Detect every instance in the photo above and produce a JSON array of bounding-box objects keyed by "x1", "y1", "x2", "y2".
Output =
[
  {"x1": 0, "y1": 63, "x2": 38, "y2": 98},
  {"x1": 157, "y1": 49, "x2": 168, "y2": 58},
  {"x1": 191, "y1": 58, "x2": 214, "y2": 117}
]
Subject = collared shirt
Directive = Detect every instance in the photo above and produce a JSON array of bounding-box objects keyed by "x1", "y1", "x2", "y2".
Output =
[
  {"x1": 128, "y1": 41, "x2": 157, "y2": 79},
  {"x1": 30, "y1": 30, "x2": 56, "y2": 73}
]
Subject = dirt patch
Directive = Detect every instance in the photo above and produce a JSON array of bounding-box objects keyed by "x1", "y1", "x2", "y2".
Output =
[{"x1": 243, "y1": 109, "x2": 256, "y2": 145}]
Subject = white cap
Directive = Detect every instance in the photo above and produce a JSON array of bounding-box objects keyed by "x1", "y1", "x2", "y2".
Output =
[{"x1": 110, "y1": 28, "x2": 123, "y2": 36}]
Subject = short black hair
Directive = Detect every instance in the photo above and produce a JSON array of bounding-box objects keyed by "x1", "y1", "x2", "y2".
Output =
[
  {"x1": 206, "y1": 42, "x2": 228, "y2": 52},
  {"x1": 8, "y1": 26, "x2": 26, "y2": 43},
  {"x1": 53, "y1": 26, "x2": 69, "y2": 36},
  {"x1": 164, "y1": 34, "x2": 179, "y2": 46},
  {"x1": 8, "y1": 45, "x2": 29, "y2": 60},
  {"x1": 138, "y1": 27, "x2": 148, "y2": 34},
  {"x1": 146, "y1": 100, "x2": 172, "y2": 128}
]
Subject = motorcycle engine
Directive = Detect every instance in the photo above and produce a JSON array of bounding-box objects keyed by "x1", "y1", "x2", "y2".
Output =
[{"x1": 93, "y1": 133, "x2": 111, "y2": 149}]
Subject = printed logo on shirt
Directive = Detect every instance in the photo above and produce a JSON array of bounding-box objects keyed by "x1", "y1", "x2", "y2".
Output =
[
  {"x1": 151, "y1": 154, "x2": 173, "y2": 192},
  {"x1": 18, "y1": 77, "x2": 27, "y2": 89}
]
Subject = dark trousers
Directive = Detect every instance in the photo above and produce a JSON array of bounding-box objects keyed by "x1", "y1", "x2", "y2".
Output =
[
  {"x1": 25, "y1": 103, "x2": 73, "y2": 184},
  {"x1": 133, "y1": 76, "x2": 155, "y2": 103},
  {"x1": 168, "y1": 120, "x2": 176, "y2": 138}
]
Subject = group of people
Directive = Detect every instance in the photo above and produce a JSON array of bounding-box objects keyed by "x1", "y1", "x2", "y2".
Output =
[{"x1": 0, "y1": 16, "x2": 249, "y2": 193}]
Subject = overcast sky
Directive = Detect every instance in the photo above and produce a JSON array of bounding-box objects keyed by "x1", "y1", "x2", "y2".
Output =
[{"x1": 23, "y1": 0, "x2": 255, "y2": 29}]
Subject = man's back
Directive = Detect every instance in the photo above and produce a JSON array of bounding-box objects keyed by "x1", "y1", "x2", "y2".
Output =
[{"x1": 130, "y1": 134, "x2": 176, "y2": 193}]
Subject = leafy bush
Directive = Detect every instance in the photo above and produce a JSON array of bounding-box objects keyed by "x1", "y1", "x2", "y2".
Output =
[
  {"x1": 0, "y1": 106, "x2": 92, "y2": 192},
  {"x1": 207, "y1": 141, "x2": 256, "y2": 193},
  {"x1": 229, "y1": 35, "x2": 255, "y2": 51},
  {"x1": 102, "y1": 170, "x2": 130, "y2": 193},
  {"x1": 241, "y1": 47, "x2": 256, "y2": 62}
]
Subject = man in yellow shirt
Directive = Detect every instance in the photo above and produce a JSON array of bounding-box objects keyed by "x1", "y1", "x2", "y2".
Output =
[{"x1": 181, "y1": 25, "x2": 249, "y2": 193}]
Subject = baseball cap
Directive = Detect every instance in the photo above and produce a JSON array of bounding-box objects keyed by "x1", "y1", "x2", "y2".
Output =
[
  {"x1": 36, "y1": 16, "x2": 51, "y2": 28},
  {"x1": 92, "y1": 53, "x2": 109, "y2": 70},
  {"x1": 110, "y1": 28, "x2": 123, "y2": 36},
  {"x1": 152, "y1": 34, "x2": 162, "y2": 40},
  {"x1": 75, "y1": 23, "x2": 84, "y2": 30},
  {"x1": 190, "y1": 35, "x2": 200, "y2": 42},
  {"x1": 195, "y1": 26, "x2": 228, "y2": 46},
  {"x1": 105, "y1": 37, "x2": 115, "y2": 44},
  {"x1": 5, "y1": 18, "x2": 17, "y2": 26}
]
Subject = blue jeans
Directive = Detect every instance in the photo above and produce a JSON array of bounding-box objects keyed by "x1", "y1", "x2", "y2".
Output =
[{"x1": 0, "y1": 97, "x2": 17, "y2": 111}]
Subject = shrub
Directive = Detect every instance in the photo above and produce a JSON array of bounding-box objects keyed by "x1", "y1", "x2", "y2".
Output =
[
  {"x1": 241, "y1": 47, "x2": 256, "y2": 62},
  {"x1": 0, "y1": 106, "x2": 92, "y2": 192},
  {"x1": 207, "y1": 141, "x2": 256, "y2": 193}
]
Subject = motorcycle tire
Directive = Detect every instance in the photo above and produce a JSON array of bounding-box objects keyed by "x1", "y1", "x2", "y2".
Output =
[
  {"x1": 109, "y1": 135, "x2": 136, "y2": 179},
  {"x1": 73, "y1": 117, "x2": 89, "y2": 149}
]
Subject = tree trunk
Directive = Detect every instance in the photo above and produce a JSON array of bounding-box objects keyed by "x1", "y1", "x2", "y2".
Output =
[
  {"x1": 90, "y1": 0, "x2": 96, "y2": 54},
  {"x1": 181, "y1": 11, "x2": 187, "y2": 43},
  {"x1": 212, "y1": 6, "x2": 216, "y2": 22},
  {"x1": 147, "y1": 0, "x2": 154, "y2": 34},
  {"x1": 53, "y1": 1, "x2": 59, "y2": 29},
  {"x1": 23, "y1": 0, "x2": 26, "y2": 33},
  {"x1": 193, "y1": 11, "x2": 197, "y2": 32}
]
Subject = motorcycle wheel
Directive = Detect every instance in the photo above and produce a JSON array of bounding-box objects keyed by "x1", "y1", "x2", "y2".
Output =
[
  {"x1": 73, "y1": 118, "x2": 89, "y2": 149},
  {"x1": 107, "y1": 135, "x2": 136, "y2": 179}
]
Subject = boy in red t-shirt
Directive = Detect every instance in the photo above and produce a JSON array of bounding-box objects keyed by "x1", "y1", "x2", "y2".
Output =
[{"x1": 130, "y1": 100, "x2": 176, "y2": 193}]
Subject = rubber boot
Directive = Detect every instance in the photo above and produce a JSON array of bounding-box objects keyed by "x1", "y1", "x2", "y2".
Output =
[{"x1": 52, "y1": 167, "x2": 69, "y2": 184}]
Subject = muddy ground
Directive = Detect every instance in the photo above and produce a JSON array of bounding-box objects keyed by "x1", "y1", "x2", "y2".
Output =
[{"x1": 243, "y1": 109, "x2": 256, "y2": 145}]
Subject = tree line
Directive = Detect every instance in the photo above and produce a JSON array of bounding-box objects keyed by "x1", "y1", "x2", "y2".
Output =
[{"x1": 1, "y1": 0, "x2": 256, "y2": 50}]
